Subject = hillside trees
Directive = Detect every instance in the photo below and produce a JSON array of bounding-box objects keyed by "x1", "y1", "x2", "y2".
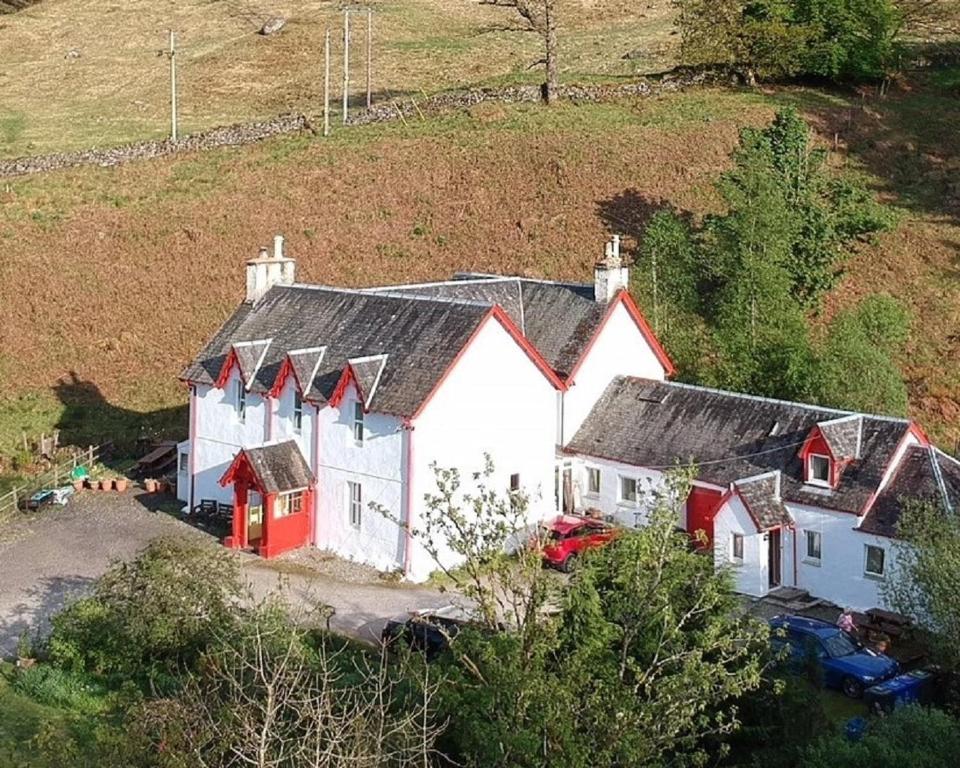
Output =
[
  {"x1": 673, "y1": 0, "x2": 904, "y2": 82},
  {"x1": 481, "y1": 0, "x2": 559, "y2": 102},
  {"x1": 630, "y1": 108, "x2": 899, "y2": 407}
]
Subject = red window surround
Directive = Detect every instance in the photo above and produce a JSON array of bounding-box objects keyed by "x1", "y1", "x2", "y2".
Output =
[{"x1": 798, "y1": 428, "x2": 843, "y2": 488}]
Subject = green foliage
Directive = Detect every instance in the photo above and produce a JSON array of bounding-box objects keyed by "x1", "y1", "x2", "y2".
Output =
[
  {"x1": 46, "y1": 538, "x2": 245, "y2": 685},
  {"x1": 818, "y1": 293, "x2": 910, "y2": 414},
  {"x1": 674, "y1": 0, "x2": 904, "y2": 82},
  {"x1": 426, "y1": 465, "x2": 768, "y2": 768},
  {"x1": 12, "y1": 665, "x2": 108, "y2": 715},
  {"x1": 803, "y1": 705, "x2": 960, "y2": 767}
]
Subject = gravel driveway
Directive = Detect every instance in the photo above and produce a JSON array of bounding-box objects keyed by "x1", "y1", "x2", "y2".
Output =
[{"x1": 0, "y1": 491, "x2": 451, "y2": 656}]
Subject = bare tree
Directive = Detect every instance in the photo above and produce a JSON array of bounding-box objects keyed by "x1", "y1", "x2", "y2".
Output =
[
  {"x1": 481, "y1": 0, "x2": 560, "y2": 103},
  {"x1": 146, "y1": 600, "x2": 443, "y2": 768}
]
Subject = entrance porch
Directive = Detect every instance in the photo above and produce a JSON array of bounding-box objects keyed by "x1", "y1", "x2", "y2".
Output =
[{"x1": 219, "y1": 440, "x2": 315, "y2": 559}]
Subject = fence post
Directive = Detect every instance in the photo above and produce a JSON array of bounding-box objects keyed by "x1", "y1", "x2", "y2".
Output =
[{"x1": 88, "y1": 445, "x2": 94, "y2": 465}]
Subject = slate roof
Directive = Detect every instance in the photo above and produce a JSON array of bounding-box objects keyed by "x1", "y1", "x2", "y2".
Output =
[
  {"x1": 860, "y1": 447, "x2": 960, "y2": 537},
  {"x1": 566, "y1": 377, "x2": 913, "y2": 516},
  {"x1": 348, "y1": 354, "x2": 389, "y2": 408},
  {"x1": 817, "y1": 415, "x2": 863, "y2": 459},
  {"x1": 181, "y1": 286, "x2": 491, "y2": 418},
  {"x1": 286, "y1": 347, "x2": 327, "y2": 399},
  {"x1": 242, "y1": 441, "x2": 315, "y2": 494},
  {"x1": 734, "y1": 474, "x2": 790, "y2": 530},
  {"x1": 365, "y1": 276, "x2": 604, "y2": 378}
]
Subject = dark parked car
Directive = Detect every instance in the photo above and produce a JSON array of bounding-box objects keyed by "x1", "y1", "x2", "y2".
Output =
[
  {"x1": 769, "y1": 614, "x2": 899, "y2": 698},
  {"x1": 381, "y1": 607, "x2": 474, "y2": 660}
]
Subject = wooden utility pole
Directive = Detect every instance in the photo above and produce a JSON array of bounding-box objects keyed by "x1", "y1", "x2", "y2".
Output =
[
  {"x1": 342, "y1": 9, "x2": 350, "y2": 125},
  {"x1": 323, "y1": 29, "x2": 331, "y2": 137},
  {"x1": 366, "y1": 9, "x2": 373, "y2": 109},
  {"x1": 169, "y1": 30, "x2": 178, "y2": 141}
]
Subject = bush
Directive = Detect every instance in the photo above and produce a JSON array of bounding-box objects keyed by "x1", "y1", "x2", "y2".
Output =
[{"x1": 47, "y1": 538, "x2": 246, "y2": 685}]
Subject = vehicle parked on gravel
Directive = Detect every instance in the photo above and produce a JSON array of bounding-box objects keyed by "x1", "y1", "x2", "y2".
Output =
[
  {"x1": 380, "y1": 606, "x2": 477, "y2": 660},
  {"x1": 769, "y1": 614, "x2": 899, "y2": 698},
  {"x1": 538, "y1": 515, "x2": 620, "y2": 573}
]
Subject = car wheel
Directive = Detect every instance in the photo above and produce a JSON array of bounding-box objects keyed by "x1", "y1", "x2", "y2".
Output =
[
  {"x1": 841, "y1": 676, "x2": 864, "y2": 699},
  {"x1": 561, "y1": 553, "x2": 578, "y2": 573}
]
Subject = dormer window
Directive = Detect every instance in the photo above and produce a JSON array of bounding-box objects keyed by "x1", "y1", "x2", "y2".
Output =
[
  {"x1": 235, "y1": 380, "x2": 247, "y2": 423},
  {"x1": 293, "y1": 390, "x2": 303, "y2": 433},
  {"x1": 353, "y1": 401, "x2": 365, "y2": 445},
  {"x1": 807, "y1": 454, "x2": 831, "y2": 487}
]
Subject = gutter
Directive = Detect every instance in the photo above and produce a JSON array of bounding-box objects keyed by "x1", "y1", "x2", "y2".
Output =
[{"x1": 403, "y1": 424, "x2": 416, "y2": 578}]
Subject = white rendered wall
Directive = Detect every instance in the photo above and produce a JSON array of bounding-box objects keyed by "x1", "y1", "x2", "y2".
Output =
[
  {"x1": 562, "y1": 301, "x2": 667, "y2": 443},
  {"x1": 576, "y1": 456, "x2": 666, "y2": 528},
  {"x1": 315, "y1": 381, "x2": 406, "y2": 574},
  {"x1": 713, "y1": 496, "x2": 769, "y2": 597},
  {"x1": 407, "y1": 317, "x2": 559, "y2": 582},
  {"x1": 789, "y1": 502, "x2": 897, "y2": 610}
]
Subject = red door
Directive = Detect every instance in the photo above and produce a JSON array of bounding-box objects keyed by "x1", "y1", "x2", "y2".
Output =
[{"x1": 686, "y1": 487, "x2": 723, "y2": 550}]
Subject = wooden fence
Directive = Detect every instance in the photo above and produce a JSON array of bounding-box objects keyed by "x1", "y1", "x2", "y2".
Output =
[{"x1": 0, "y1": 444, "x2": 104, "y2": 520}]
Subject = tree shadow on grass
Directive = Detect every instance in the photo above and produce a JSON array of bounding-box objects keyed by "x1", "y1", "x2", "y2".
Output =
[
  {"x1": 53, "y1": 372, "x2": 187, "y2": 461},
  {"x1": 595, "y1": 188, "x2": 699, "y2": 259}
]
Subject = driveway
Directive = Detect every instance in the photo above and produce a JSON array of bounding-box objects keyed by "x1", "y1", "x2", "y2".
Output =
[{"x1": 0, "y1": 491, "x2": 451, "y2": 656}]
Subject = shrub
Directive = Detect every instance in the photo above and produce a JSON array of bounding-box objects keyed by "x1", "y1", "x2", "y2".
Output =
[{"x1": 12, "y1": 665, "x2": 107, "y2": 715}]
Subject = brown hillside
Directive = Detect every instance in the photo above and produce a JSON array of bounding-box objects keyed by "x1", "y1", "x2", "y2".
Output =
[{"x1": 0, "y1": 86, "x2": 958, "y2": 457}]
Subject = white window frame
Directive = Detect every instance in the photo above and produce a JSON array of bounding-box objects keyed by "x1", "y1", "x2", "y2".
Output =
[
  {"x1": 618, "y1": 475, "x2": 638, "y2": 505},
  {"x1": 807, "y1": 454, "x2": 831, "y2": 487},
  {"x1": 235, "y1": 380, "x2": 247, "y2": 423},
  {"x1": 276, "y1": 491, "x2": 303, "y2": 519},
  {"x1": 864, "y1": 544, "x2": 885, "y2": 578},
  {"x1": 804, "y1": 530, "x2": 822, "y2": 564},
  {"x1": 353, "y1": 402, "x2": 365, "y2": 445},
  {"x1": 178, "y1": 451, "x2": 189, "y2": 474},
  {"x1": 293, "y1": 390, "x2": 303, "y2": 434},
  {"x1": 586, "y1": 467, "x2": 601, "y2": 496},
  {"x1": 348, "y1": 481, "x2": 362, "y2": 529},
  {"x1": 731, "y1": 533, "x2": 744, "y2": 563}
]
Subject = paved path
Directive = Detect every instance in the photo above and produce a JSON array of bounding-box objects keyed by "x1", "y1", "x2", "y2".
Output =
[{"x1": 0, "y1": 491, "x2": 450, "y2": 656}]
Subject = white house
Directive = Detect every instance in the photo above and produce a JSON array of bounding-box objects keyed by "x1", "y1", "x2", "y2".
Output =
[
  {"x1": 179, "y1": 234, "x2": 959, "y2": 606},
  {"x1": 179, "y1": 234, "x2": 671, "y2": 582},
  {"x1": 565, "y1": 377, "x2": 960, "y2": 610}
]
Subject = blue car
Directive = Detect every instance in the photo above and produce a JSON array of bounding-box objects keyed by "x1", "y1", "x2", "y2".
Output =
[{"x1": 769, "y1": 615, "x2": 899, "y2": 698}]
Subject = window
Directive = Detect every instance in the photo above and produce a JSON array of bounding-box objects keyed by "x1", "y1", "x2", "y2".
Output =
[
  {"x1": 276, "y1": 491, "x2": 303, "y2": 518},
  {"x1": 864, "y1": 544, "x2": 885, "y2": 578},
  {"x1": 586, "y1": 467, "x2": 601, "y2": 495},
  {"x1": 731, "y1": 533, "x2": 744, "y2": 562},
  {"x1": 235, "y1": 380, "x2": 246, "y2": 423},
  {"x1": 348, "y1": 481, "x2": 362, "y2": 529},
  {"x1": 808, "y1": 454, "x2": 831, "y2": 486},
  {"x1": 293, "y1": 390, "x2": 303, "y2": 433},
  {"x1": 619, "y1": 476, "x2": 637, "y2": 504},
  {"x1": 805, "y1": 530, "x2": 822, "y2": 562},
  {"x1": 178, "y1": 451, "x2": 188, "y2": 473},
  {"x1": 353, "y1": 402, "x2": 364, "y2": 444},
  {"x1": 509, "y1": 473, "x2": 520, "y2": 493}
]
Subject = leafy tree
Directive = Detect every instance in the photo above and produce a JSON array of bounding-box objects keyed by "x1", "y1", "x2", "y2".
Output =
[
  {"x1": 411, "y1": 462, "x2": 769, "y2": 767},
  {"x1": 46, "y1": 538, "x2": 246, "y2": 685},
  {"x1": 818, "y1": 293, "x2": 910, "y2": 414},
  {"x1": 803, "y1": 705, "x2": 960, "y2": 767}
]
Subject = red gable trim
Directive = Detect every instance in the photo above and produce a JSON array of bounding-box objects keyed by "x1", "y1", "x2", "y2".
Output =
[
  {"x1": 409, "y1": 306, "x2": 565, "y2": 423},
  {"x1": 268, "y1": 357, "x2": 297, "y2": 399},
  {"x1": 219, "y1": 449, "x2": 267, "y2": 495},
  {"x1": 565, "y1": 290, "x2": 676, "y2": 385},
  {"x1": 329, "y1": 365, "x2": 359, "y2": 409},
  {"x1": 857, "y1": 421, "x2": 930, "y2": 520},
  {"x1": 215, "y1": 348, "x2": 243, "y2": 389}
]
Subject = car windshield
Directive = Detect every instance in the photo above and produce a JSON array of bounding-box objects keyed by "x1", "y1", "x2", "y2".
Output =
[{"x1": 822, "y1": 631, "x2": 858, "y2": 658}]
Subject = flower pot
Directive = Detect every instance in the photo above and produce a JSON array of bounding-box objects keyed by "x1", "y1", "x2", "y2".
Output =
[
  {"x1": 115, "y1": 478, "x2": 129, "y2": 493},
  {"x1": 73, "y1": 479, "x2": 84, "y2": 492},
  {"x1": 99, "y1": 478, "x2": 114, "y2": 491},
  {"x1": 144, "y1": 478, "x2": 158, "y2": 493}
]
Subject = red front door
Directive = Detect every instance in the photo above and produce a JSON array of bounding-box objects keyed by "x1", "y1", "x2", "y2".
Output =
[{"x1": 686, "y1": 487, "x2": 723, "y2": 550}]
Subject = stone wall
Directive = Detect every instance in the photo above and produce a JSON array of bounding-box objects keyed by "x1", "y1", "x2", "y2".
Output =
[{"x1": 0, "y1": 71, "x2": 720, "y2": 179}]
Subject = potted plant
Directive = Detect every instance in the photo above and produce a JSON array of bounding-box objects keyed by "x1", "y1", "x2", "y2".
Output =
[
  {"x1": 115, "y1": 477, "x2": 129, "y2": 493},
  {"x1": 99, "y1": 478, "x2": 114, "y2": 491},
  {"x1": 72, "y1": 478, "x2": 85, "y2": 492},
  {"x1": 144, "y1": 478, "x2": 158, "y2": 493}
]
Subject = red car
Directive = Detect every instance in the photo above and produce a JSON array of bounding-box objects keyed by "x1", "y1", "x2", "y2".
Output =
[{"x1": 538, "y1": 515, "x2": 619, "y2": 572}]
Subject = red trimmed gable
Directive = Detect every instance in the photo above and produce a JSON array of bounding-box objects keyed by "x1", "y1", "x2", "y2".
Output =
[
  {"x1": 565, "y1": 290, "x2": 676, "y2": 385},
  {"x1": 268, "y1": 356, "x2": 297, "y2": 399},
  {"x1": 798, "y1": 426, "x2": 842, "y2": 487},
  {"x1": 214, "y1": 347, "x2": 242, "y2": 390},
  {"x1": 219, "y1": 450, "x2": 266, "y2": 495},
  {"x1": 328, "y1": 365, "x2": 360, "y2": 409}
]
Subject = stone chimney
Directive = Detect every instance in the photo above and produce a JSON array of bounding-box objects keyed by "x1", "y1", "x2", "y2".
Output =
[
  {"x1": 245, "y1": 234, "x2": 296, "y2": 303},
  {"x1": 594, "y1": 234, "x2": 628, "y2": 303}
]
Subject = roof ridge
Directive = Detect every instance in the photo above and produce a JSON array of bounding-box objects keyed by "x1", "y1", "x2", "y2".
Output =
[
  {"x1": 284, "y1": 283, "x2": 491, "y2": 310},
  {"x1": 626, "y1": 377, "x2": 912, "y2": 425},
  {"x1": 929, "y1": 445, "x2": 955, "y2": 515}
]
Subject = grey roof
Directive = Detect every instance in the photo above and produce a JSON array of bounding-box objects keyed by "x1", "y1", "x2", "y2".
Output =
[
  {"x1": 233, "y1": 339, "x2": 272, "y2": 385},
  {"x1": 243, "y1": 441, "x2": 315, "y2": 494},
  {"x1": 349, "y1": 355, "x2": 389, "y2": 407},
  {"x1": 566, "y1": 377, "x2": 912, "y2": 515},
  {"x1": 365, "y1": 276, "x2": 603, "y2": 378},
  {"x1": 734, "y1": 474, "x2": 790, "y2": 530},
  {"x1": 818, "y1": 415, "x2": 863, "y2": 459},
  {"x1": 181, "y1": 286, "x2": 490, "y2": 418},
  {"x1": 287, "y1": 347, "x2": 327, "y2": 399},
  {"x1": 860, "y1": 447, "x2": 960, "y2": 537}
]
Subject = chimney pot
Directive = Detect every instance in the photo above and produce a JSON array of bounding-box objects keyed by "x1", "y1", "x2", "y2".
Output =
[
  {"x1": 274, "y1": 234, "x2": 284, "y2": 259},
  {"x1": 246, "y1": 234, "x2": 296, "y2": 303},
  {"x1": 594, "y1": 234, "x2": 629, "y2": 303}
]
